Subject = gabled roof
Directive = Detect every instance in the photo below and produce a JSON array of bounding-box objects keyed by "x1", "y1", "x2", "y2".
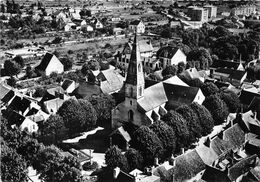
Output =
[
  {"x1": 61, "y1": 79, "x2": 74, "y2": 90},
  {"x1": 0, "y1": 83, "x2": 11, "y2": 100},
  {"x1": 44, "y1": 98, "x2": 64, "y2": 114},
  {"x1": 110, "y1": 126, "x2": 131, "y2": 142},
  {"x1": 201, "y1": 165, "x2": 231, "y2": 182},
  {"x1": 214, "y1": 68, "x2": 246, "y2": 80},
  {"x1": 173, "y1": 149, "x2": 206, "y2": 182},
  {"x1": 223, "y1": 123, "x2": 245, "y2": 150},
  {"x1": 210, "y1": 136, "x2": 233, "y2": 156},
  {"x1": 157, "y1": 46, "x2": 179, "y2": 59},
  {"x1": 239, "y1": 89, "x2": 260, "y2": 106},
  {"x1": 163, "y1": 75, "x2": 189, "y2": 87},
  {"x1": 196, "y1": 144, "x2": 218, "y2": 166},
  {"x1": 35, "y1": 53, "x2": 59, "y2": 71},
  {"x1": 130, "y1": 20, "x2": 142, "y2": 26},
  {"x1": 137, "y1": 82, "x2": 168, "y2": 112},
  {"x1": 8, "y1": 111, "x2": 25, "y2": 126},
  {"x1": 164, "y1": 84, "x2": 200, "y2": 110},
  {"x1": 75, "y1": 82, "x2": 102, "y2": 99},
  {"x1": 228, "y1": 154, "x2": 258, "y2": 181},
  {"x1": 211, "y1": 60, "x2": 241, "y2": 69},
  {"x1": 1, "y1": 90, "x2": 15, "y2": 103},
  {"x1": 47, "y1": 86, "x2": 65, "y2": 96},
  {"x1": 98, "y1": 69, "x2": 125, "y2": 94},
  {"x1": 8, "y1": 96, "x2": 31, "y2": 114}
]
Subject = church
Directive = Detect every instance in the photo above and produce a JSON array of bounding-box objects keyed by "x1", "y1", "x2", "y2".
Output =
[{"x1": 111, "y1": 35, "x2": 205, "y2": 129}]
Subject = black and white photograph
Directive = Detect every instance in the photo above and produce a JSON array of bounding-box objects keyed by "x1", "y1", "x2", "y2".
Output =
[{"x1": 0, "y1": 0, "x2": 260, "y2": 181}]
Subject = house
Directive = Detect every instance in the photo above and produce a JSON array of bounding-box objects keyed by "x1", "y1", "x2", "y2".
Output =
[
  {"x1": 156, "y1": 46, "x2": 187, "y2": 69},
  {"x1": 212, "y1": 68, "x2": 247, "y2": 86},
  {"x1": 61, "y1": 79, "x2": 76, "y2": 94},
  {"x1": 75, "y1": 69, "x2": 125, "y2": 98},
  {"x1": 43, "y1": 98, "x2": 65, "y2": 114},
  {"x1": 9, "y1": 111, "x2": 38, "y2": 133},
  {"x1": 64, "y1": 22, "x2": 77, "y2": 31},
  {"x1": 73, "y1": 19, "x2": 87, "y2": 27},
  {"x1": 93, "y1": 18, "x2": 103, "y2": 29},
  {"x1": 26, "y1": 108, "x2": 50, "y2": 123},
  {"x1": 113, "y1": 27, "x2": 124, "y2": 35},
  {"x1": 180, "y1": 67, "x2": 205, "y2": 83},
  {"x1": 109, "y1": 126, "x2": 131, "y2": 151},
  {"x1": 81, "y1": 25, "x2": 94, "y2": 32},
  {"x1": 112, "y1": 35, "x2": 204, "y2": 129},
  {"x1": 35, "y1": 53, "x2": 64, "y2": 76},
  {"x1": 129, "y1": 20, "x2": 145, "y2": 34}
]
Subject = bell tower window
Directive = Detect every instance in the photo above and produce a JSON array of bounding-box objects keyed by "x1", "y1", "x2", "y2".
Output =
[
  {"x1": 128, "y1": 110, "x2": 134, "y2": 121},
  {"x1": 138, "y1": 63, "x2": 141, "y2": 72}
]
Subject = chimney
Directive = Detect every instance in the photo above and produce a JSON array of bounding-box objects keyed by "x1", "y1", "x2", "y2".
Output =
[
  {"x1": 113, "y1": 167, "x2": 120, "y2": 179},
  {"x1": 254, "y1": 111, "x2": 257, "y2": 120},
  {"x1": 154, "y1": 157, "x2": 159, "y2": 166},
  {"x1": 169, "y1": 154, "x2": 176, "y2": 166},
  {"x1": 181, "y1": 148, "x2": 185, "y2": 154}
]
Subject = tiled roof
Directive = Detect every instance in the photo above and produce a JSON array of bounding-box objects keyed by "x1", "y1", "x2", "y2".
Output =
[
  {"x1": 210, "y1": 136, "x2": 233, "y2": 156},
  {"x1": 223, "y1": 123, "x2": 245, "y2": 150},
  {"x1": 98, "y1": 69, "x2": 125, "y2": 94},
  {"x1": 239, "y1": 89, "x2": 260, "y2": 106},
  {"x1": 201, "y1": 165, "x2": 230, "y2": 182},
  {"x1": 214, "y1": 68, "x2": 246, "y2": 80},
  {"x1": 157, "y1": 46, "x2": 179, "y2": 59},
  {"x1": 130, "y1": 20, "x2": 141, "y2": 25},
  {"x1": 211, "y1": 60, "x2": 241, "y2": 69},
  {"x1": 196, "y1": 144, "x2": 218, "y2": 166},
  {"x1": 162, "y1": 75, "x2": 189, "y2": 87},
  {"x1": 173, "y1": 149, "x2": 206, "y2": 182},
  {"x1": 8, "y1": 96, "x2": 31, "y2": 114},
  {"x1": 35, "y1": 53, "x2": 57, "y2": 71},
  {"x1": 61, "y1": 79, "x2": 74, "y2": 90},
  {"x1": 0, "y1": 83, "x2": 11, "y2": 100},
  {"x1": 44, "y1": 98, "x2": 64, "y2": 114},
  {"x1": 1, "y1": 90, "x2": 15, "y2": 103},
  {"x1": 137, "y1": 82, "x2": 168, "y2": 112},
  {"x1": 164, "y1": 84, "x2": 200, "y2": 110}
]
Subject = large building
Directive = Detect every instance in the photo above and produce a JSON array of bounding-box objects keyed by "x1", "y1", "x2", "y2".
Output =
[
  {"x1": 112, "y1": 35, "x2": 205, "y2": 129},
  {"x1": 231, "y1": 4, "x2": 256, "y2": 16},
  {"x1": 187, "y1": 6, "x2": 209, "y2": 22}
]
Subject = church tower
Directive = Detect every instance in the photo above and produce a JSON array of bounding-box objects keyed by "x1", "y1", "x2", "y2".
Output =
[{"x1": 125, "y1": 34, "x2": 145, "y2": 100}]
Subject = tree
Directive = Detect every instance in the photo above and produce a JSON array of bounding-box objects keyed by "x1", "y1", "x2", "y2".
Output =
[
  {"x1": 40, "y1": 114, "x2": 67, "y2": 144},
  {"x1": 88, "y1": 59, "x2": 100, "y2": 71},
  {"x1": 176, "y1": 105, "x2": 202, "y2": 142},
  {"x1": 58, "y1": 99, "x2": 97, "y2": 135},
  {"x1": 125, "y1": 148, "x2": 144, "y2": 171},
  {"x1": 213, "y1": 42, "x2": 238, "y2": 60},
  {"x1": 105, "y1": 145, "x2": 129, "y2": 172},
  {"x1": 88, "y1": 94, "x2": 115, "y2": 124},
  {"x1": 6, "y1": 76, "x2": 16, "y2": 87},
  {"x1": 60, "y1": 57, "x2": 73, "y2": 71},
  {"x1": 161, "y1": 110, "x2": 190, "y2": 151},
  {"x1": 188, "y1": 78, "x2": 204, "y2": 88},
  {"x1": 4, "y1": 60, "x2": 21, "y2": 76},
  {"x1": 186, "y1": 48, "x2": 212, "y2": 70},
  {"x1": 161, "y1": 28, "x2": 172, "y2": 38},
  {"x1": 149, "y1": 120, "x2": 176, "y2": 159},
  {"x1": 201, "y1": 82, "x2": 219, "y2": 97},
  {"x1": 203, "y1": 94, "x2": 229, "y2": 125},
  {"x1": 42, "y1": 156, "x2": 82, "y2": 182},
  {"x1": 219, "y1": 89, "x2": 241, "y2": 113},
  {"x1": 1, "y1": 143, "x2": 28, "y2": 182},
  {"x1": 34, "y1": 145, "x2": 63, "y2": 177},
  {"x1": 13, "y1": 55, "x2": 24, "y2": 68},
  {"x1": 162, "y1": 65, "x2": 177, "y2": 79},
  {"x1": 190, "y1": 102, "x2": 214, "y2": 136},
  {"x1": 130, "y1": 126, "x2": 163, "y2": 166},
  {"x1": 211, "y1": 26, "x2": 231, "y2": 38}
]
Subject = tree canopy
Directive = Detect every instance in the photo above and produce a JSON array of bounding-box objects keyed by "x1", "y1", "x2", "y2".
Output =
[
  {"x1": 203, "y1": 94, "x2": 229, "y2": 125},
  {"x1": 131, "y1": 126, "x2": 164, "y2": 166},
  {"x1": 176, "y1": 105, "x2": 202, "y2": 142},
  {"x1": 186, "y1": 48, "x2": 212, "y2": 70},
  {"x1": 105, "y1": 145, "x2": 129, "y2": 172},
  {"x1": 4, "y1": 60, "x2": 21, "y2": 76},
  {"x1": 125, "y1": 148, "x2": 144, "y2": 171},
  {"x1": 201, "y1": 82, "x2": 219, "y2": 97},
  {"x1": 149, "y1": 120, "x2": 176, "y2": 159},
  {"x1": 161, "y1": 110, "x2": 190, "y2": 151},
  {"x1": 219, "y1": 89, "x2": 241, "y2": 113},
  {"x1": 162, "y1": 65, "x2": 178, "y2": 80},
  {"x1": 190, "y1": 102, "x2": 214, "y2": 136}
]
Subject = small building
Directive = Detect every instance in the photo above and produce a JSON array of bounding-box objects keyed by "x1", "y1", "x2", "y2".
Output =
[
  {"x1": 203, "y1": 5, "x2": 217, "y2": 19},
  {"x1": 110, "y1": 126, "x2": 131, "y2": 151},
  {"x1": 129, "y1": 20, "x2": 145, "y2": 34},
  {"x1": 35, "y1": 53, "x2": 64, "y2": 76},
  {"x1": 61, "y1": 79, "x2": 76, "y2": 94},
  {"x1": 82, "y1": 25, "x2": 94, "y2": 32},
  {"x1": 187, "y1": 6, "x2": 209, "y2": 22},
  {"x1": 156, "y1": 46, "x2": 187, "y2": 69},
  {"x1": 212, "y1": 68, "x2": 247, "y2": 86},
  {"x1": 43, "y1": 98, "x2": 65, "y2": 114},
  {"x1": 93, "y1": 18, "x2": 103, "y2": 29}
]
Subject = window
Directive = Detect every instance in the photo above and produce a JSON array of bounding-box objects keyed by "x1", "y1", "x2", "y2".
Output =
[
  {"x1": 128, "y1": 110, "x2": 134, "y2": 121},
  {"x1": 130, "y1": 87, "x2": 133, "y2": 97},
  {"x1": 130, "y1": 100, "x2": 132, "y2": 105},
  {"x1": 139, "y1": 86, "x2": 142, "y2": 96},
  {"x1": 138, "y1": 63, "x2": 141, "y2": 72}
]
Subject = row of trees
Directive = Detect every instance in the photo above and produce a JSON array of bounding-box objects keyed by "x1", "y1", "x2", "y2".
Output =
[
  {"x1": 40, "y1": 94, "x2": 115, "y2": 144},
  {"x1": 1, "y1": 118, "x2": 82, "y2": 182}
]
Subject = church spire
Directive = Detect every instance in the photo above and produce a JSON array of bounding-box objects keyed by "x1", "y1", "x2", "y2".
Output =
[{"x1": 125, "y1": 34, "x2": 145, "y2": 99}]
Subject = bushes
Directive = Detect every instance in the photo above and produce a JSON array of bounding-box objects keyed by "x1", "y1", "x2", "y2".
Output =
[{"x1": 83, "y1": 161, "x2": 98, "y2": 171}]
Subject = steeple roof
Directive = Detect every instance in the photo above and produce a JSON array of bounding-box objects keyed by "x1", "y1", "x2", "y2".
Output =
[{"x1": 125, "y1": 34, "x2": 144, "y2": 85}]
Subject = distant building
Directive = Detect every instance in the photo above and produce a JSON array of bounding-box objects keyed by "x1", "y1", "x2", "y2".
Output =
[
  {"x1": 231, "y1": 4, "x2": 256, "y2": 16},
  {"x1": 156, "y1": 46, "x2": 187, "y2": 69},
  {"x1": 187, "y1": 6, "x2": 209, "y2": 22},
  {"x1": 204, "y1": 5, "x2": 217, "y2": 19},
  {"x1": 35, "y1": 53, "x2": 64, "y2": 76},
  {"x1": 129, "y1": 20, "x2": 145, "y2": 34}
]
